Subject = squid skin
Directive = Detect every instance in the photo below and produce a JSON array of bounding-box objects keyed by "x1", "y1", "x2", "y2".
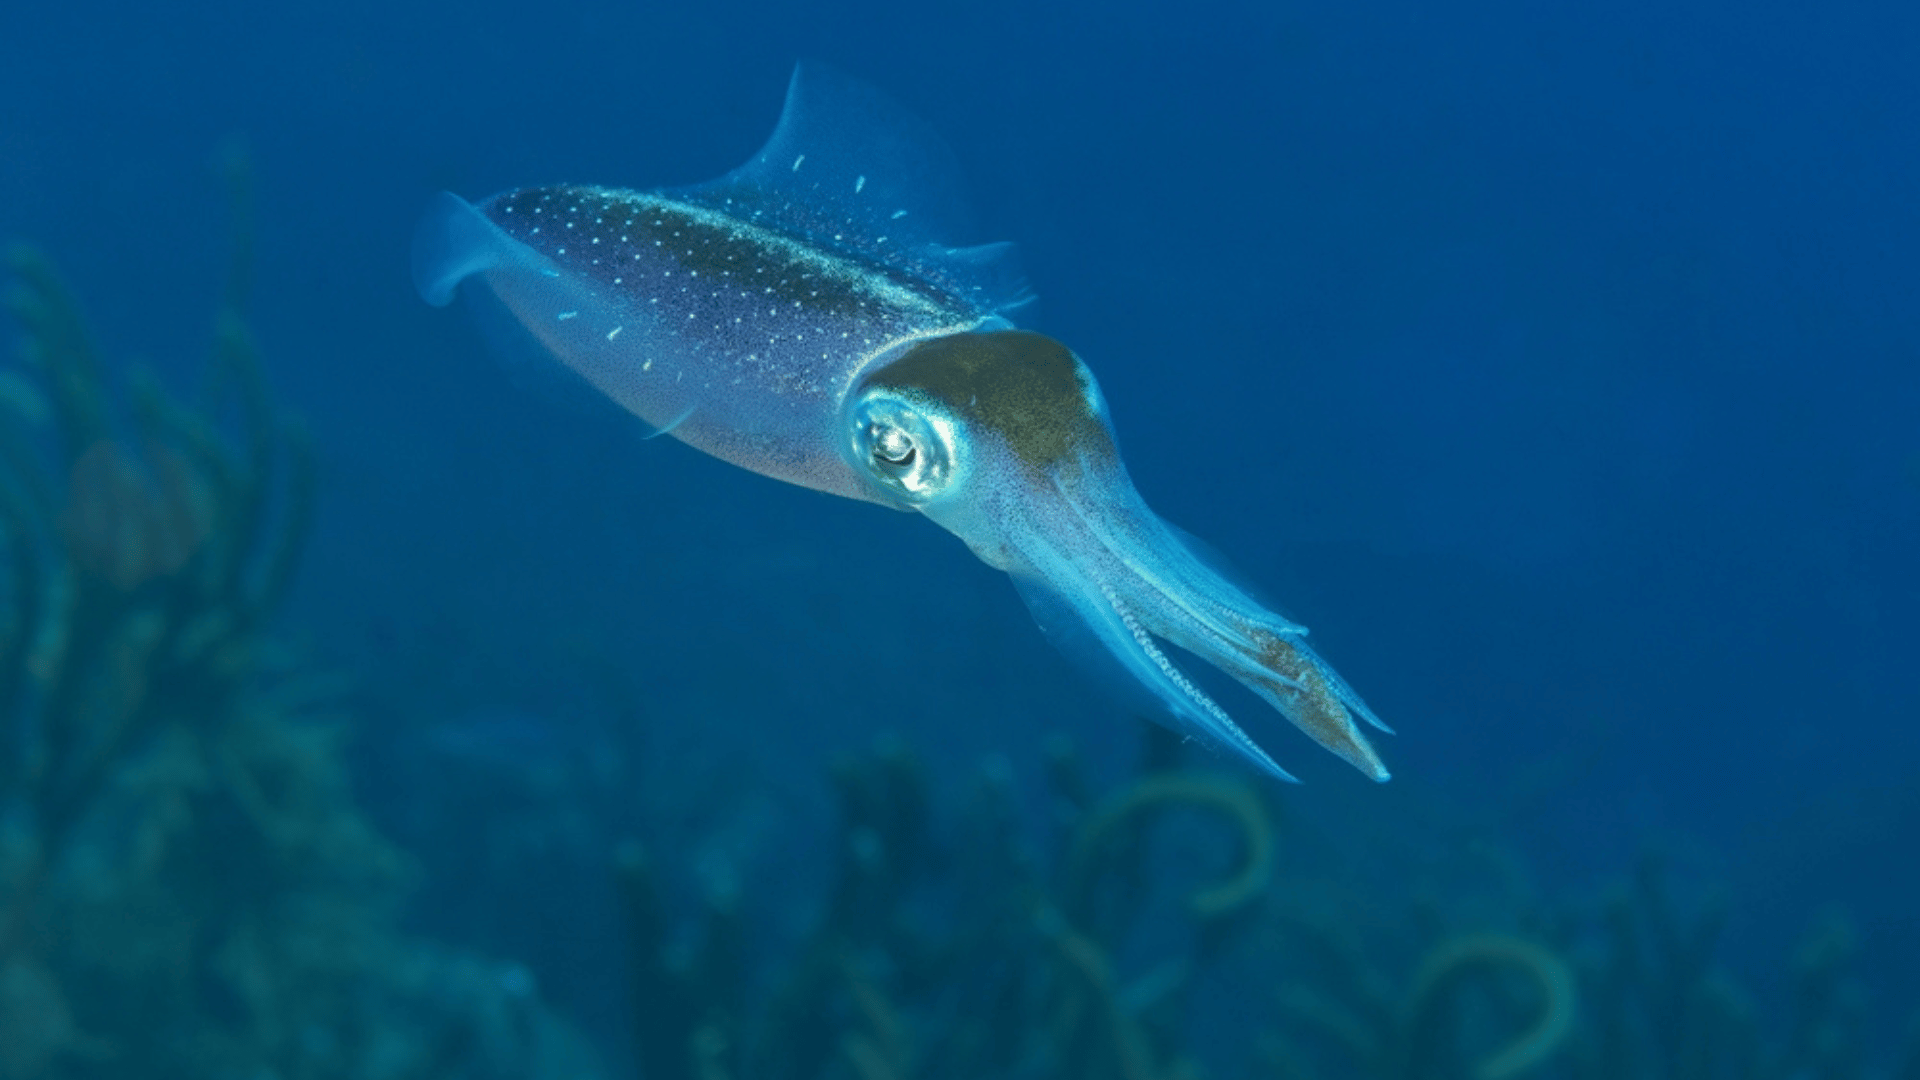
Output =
[{"x1": 413, "y1": 65, "x2": 1392, "y2": 782}]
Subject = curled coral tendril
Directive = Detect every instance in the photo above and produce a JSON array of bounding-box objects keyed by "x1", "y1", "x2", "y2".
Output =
[
  {"x1": 1405, "y1": 933, "x2": 1578, "y2": 1080},
  {"x1": 1066, "y1": 772, "x2": 1275, "y2": 921}
]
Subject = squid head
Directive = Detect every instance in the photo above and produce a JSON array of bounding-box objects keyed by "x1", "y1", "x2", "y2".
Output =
[{"x1": 845, "y1": 329, "x2": 1390, "y2": 782}]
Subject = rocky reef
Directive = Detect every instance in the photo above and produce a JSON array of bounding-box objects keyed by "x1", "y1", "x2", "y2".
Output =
[
  {"x1": 0, "y1": 157, "x2": 600, "y2": 1080},
  {"x1": 615, "y1": 724, "x2": 1920, "y2": 1080}
]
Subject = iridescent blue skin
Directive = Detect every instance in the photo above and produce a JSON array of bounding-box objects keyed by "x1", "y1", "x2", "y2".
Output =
[{"x1": 415, "y1": 66, "x2": 1391, "y2": 781}]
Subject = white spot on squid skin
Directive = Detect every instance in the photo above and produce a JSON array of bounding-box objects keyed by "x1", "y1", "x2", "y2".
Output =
[
  {"x1": 557, "y1": 311, "x2": 578, "y2": 320},
  {"x1": 642, "y1": 358, "x2": 653, "y2": 372},
  {"x1": 607, "y1": 326, "x2": 624, "y2": 341},
  {"x1": 792, "y1": 154, "x2": 805, "y2": 171},
  {"x1": 891, "y1": 209, "x2": 908, "y2": 219},
  {"x1": 855, "y1": 175, "x2": 866, "y2": 193}
]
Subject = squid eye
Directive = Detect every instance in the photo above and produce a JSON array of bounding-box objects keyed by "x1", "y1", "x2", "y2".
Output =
[
  {"x1": 872, "y1": 426, "x2": 917, "y2": 467},
  {"x1": 848, "y1": 389, "x2": 958, "y2": 504}
]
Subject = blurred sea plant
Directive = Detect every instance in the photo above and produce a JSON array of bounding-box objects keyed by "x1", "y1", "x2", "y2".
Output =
[
  {"x1": 0, "y1": 152, "x2": 599, "y2": 1080},
  {"x1": 618, "y1": 727, "x2": 1291, "y2": 1080},
  {"x1": 613, "y1": 723, "x2": 1913, "y2": 1080},
  {"x1": 1257, "y1": 838, "x2": 1905, "y2": 1080}
]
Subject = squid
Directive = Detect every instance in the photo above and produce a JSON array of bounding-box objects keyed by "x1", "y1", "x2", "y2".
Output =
[{"x1": 414, "y1": 65, "x2": 1391, "y2": 781}]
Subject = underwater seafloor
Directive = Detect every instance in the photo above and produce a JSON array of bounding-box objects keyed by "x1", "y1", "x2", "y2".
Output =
[{"x1": 4, "y1": 0, "x2": 1920, "y2": 1078}]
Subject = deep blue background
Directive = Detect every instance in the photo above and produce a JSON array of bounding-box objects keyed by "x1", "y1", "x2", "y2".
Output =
[{"x1": 5, "y1": 0, "x2": 1916, "y2": 1061}]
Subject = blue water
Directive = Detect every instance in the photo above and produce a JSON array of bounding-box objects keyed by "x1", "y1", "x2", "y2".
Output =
[{"x1": 4, "y1": 0, "x2": 1915, "y2": 1072}]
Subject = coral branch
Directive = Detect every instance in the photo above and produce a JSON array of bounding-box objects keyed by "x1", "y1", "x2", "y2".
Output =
[
  {"x1": 1404, "y1": 933, "x2": 1576, "y2": 1080},
  {"x1": 1065, "y1": 771, "x2": 1275, "y2": 923}
]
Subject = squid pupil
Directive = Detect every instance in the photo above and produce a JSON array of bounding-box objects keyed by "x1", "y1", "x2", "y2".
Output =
[{"x1": 874, "y1": 427, "x2": 916, "y2": 467}]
